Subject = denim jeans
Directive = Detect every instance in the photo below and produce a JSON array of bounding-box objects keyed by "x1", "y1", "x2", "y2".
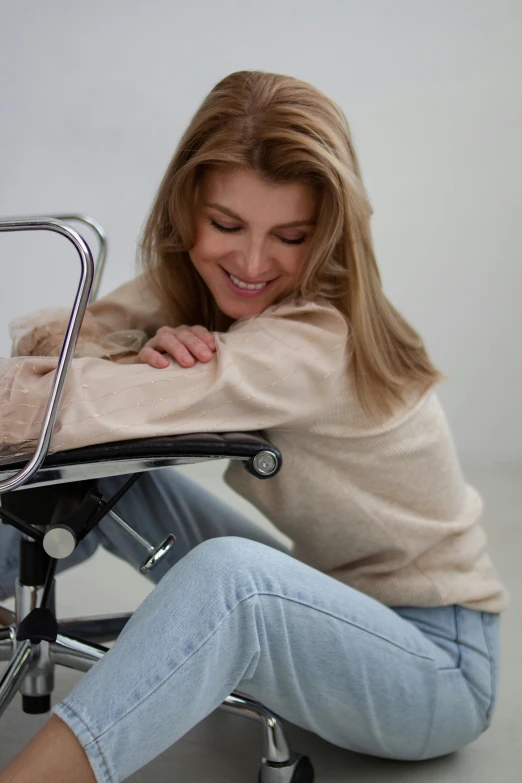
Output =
[{"x1": 0, "y1": 469, "x2": 500, "y2": 782}]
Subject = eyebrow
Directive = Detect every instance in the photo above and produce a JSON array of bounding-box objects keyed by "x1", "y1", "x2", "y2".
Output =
[{"x1": 204, "y1": 202, "x2": 316, "y2": 229}]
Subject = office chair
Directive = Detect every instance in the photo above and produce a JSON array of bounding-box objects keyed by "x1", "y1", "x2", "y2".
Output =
[{"x1": 0, "y1": 216, "x2": 314, "y2": 783}]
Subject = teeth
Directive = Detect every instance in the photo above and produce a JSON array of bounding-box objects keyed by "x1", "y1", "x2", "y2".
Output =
[{"x1": 229, "y1": 273, "x2": 267, "y2": 290}]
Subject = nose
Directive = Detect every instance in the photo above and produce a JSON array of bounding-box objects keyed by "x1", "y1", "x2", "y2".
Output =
[{"x1": 237, "y1": 237, "x2": 271, "y2": 280}]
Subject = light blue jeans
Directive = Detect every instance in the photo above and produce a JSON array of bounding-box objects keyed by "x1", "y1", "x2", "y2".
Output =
[{"x1": 0, "y1": 469, "x2": 500, "y2": 782}]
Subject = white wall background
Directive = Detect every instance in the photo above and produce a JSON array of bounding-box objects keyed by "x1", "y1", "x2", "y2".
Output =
[{"x1": 0, "y1": 0, "x2": 520, "y2": 464}]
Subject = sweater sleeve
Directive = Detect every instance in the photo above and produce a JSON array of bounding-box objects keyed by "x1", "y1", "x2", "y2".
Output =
[
  {"x1": 9, "y1": 275, "x2": 168, "y2": 362},
  {"x1": 0, "y1": 300, "x2": 348, "y2": 460}
]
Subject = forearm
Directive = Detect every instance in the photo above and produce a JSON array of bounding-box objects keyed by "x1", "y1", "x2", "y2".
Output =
[{"x1": 1, "y1": 300, "x2": 347, "y2": 458}]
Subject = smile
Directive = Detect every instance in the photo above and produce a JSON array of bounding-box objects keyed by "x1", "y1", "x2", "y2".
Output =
[
  {"x1": 229, "y1": 273, "x2": 268, "y2": 290},
  {"x1": 221, "y1": 267, "x2": 275, "y2": 297}
]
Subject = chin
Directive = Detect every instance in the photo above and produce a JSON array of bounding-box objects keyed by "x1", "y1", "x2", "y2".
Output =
[{"x1": 218, "y1": 297, "x2": 268, "y2": 321}]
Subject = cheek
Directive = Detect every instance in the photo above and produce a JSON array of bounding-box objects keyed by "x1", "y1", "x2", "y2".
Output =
[
  {"x1": 191, "y1": 227, "x2": 231, "y2": 265},
  {"x1": 283, "y1": 247, "x2": 308, "y2": 280}
]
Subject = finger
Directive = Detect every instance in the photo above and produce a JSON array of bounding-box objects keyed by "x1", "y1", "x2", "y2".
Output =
[
  {"x1": 173, "y1": 329, "x2": 214, "y2": 362},
  {"x1": 159, "y1": 333, "x2": 198, "y2": 367},
  {"x1": 138, "y1": 344, "x2": 171, "y2": 369},
  {"x1": 190, "y1": 326, "x2": 217, "y2": 351}
]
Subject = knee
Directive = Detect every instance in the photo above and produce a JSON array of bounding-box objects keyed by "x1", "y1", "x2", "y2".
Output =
[
  {"x1": 192, "y1": 535, "x2": 267, "y2": 570},
  {"x1": 182, "y1": 536, "x2": 279, "y2": 597}
]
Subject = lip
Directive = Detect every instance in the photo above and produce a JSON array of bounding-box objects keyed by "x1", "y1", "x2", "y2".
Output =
[{"x1": 221, "y1": 266, "x2": 276, "y2": 298}]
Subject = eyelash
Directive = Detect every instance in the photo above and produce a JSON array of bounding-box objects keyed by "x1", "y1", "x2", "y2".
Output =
[{"x1": 210, "y1": 219, "x2": 307, "y2": 246}]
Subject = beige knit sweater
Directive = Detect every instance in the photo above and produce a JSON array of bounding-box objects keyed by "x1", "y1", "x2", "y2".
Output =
[{"x1": 1, "y1": 277, "x2": 508, "y2": 613}]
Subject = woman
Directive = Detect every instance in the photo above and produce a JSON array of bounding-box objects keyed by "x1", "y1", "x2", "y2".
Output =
[{"x1": 0, "y1": 71, "x2": 507, "y2": 783}]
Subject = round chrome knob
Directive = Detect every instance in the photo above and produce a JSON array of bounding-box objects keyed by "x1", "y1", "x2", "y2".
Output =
[
  {"x1": 252, "y1": 451, "x2": 278, "y2": 476},
  {"x1": 43, "y1": 526, "x2": 76, "y2": 559}
]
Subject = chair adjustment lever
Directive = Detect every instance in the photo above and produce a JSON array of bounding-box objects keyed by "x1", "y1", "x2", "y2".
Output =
[{"x1": 107, "y1": 510, "x2": 176, "y2": 575}]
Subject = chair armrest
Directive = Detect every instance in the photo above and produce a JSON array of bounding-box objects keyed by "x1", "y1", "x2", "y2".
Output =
[
  {"x1": 0, "y1": 217, "x2": 95, "y2": 494},
  {"x1": 52, "y1": 214, "x2": 107, "y2": 304}
]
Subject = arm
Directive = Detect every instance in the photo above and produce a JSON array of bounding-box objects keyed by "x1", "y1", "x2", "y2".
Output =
[
  {"x1": 9, "y1": 275, "x2": 168, "y2": 363},
  {"x1": 1, "y1": 300, "x2": 348, "y2": 458}
]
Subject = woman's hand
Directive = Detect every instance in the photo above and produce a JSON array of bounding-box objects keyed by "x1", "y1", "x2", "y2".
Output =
[{"x1": 135, "y1": 325, "x2": 216, "y2": 369}]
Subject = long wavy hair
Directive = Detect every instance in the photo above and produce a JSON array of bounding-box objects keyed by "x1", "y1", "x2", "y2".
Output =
[{"x1": 138, "y1": 70, "x2": 443, "y2": 419}]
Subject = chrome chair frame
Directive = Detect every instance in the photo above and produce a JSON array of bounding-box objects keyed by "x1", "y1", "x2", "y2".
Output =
[{"x1": 0, "y1": 217, "x2": 313, "y2": 783}]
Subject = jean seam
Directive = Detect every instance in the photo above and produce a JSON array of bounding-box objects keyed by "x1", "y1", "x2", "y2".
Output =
[
  {"x1": 83, "y1": 589, "x2": 436, "y2": 747},
  {"x1": 481, "y1": 612, "x2": 496, "y2": 726},
  {"x1": 454, "y1": 606, "x2": 462, "y2": 668},
  {"x1": 58, "y1": 701, "x2": 114, "y2": 783},
  {"x1": 418, "y1": 603, "x2": 461, "y2": 759},
  {"x1": 455, "y1": 606, "x2": 496, "y2": 731}
]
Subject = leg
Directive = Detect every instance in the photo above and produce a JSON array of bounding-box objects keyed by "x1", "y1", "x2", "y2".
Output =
[
  {"x1": 0, "y1": 520, "x2": 22, "y2": 600},
  {"x1": 2, "y1": 537, "x2": 496, "y2": 783},
  {"x1": 0, "y1": 715, "x2": 95, "y2": 783}
]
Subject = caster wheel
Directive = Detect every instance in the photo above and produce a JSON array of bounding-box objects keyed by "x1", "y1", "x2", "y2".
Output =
[
  {"x1": 22, "y1": 694, "x2": 51, "y2": 714},
  {"x1": 258, "y1": 754, "x2": 314, "y2": 783},
  {"x1": 288, "y1": 756, "x2": 313, "y2": 782}
]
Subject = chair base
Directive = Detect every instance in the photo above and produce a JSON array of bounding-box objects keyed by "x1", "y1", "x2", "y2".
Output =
[{"x1": 0, "y1": 603, "x2": 314, "y2": 782}]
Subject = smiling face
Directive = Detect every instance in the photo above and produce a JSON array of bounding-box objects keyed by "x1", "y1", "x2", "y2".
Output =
[{"x1": 189, "y1": 167, "x2": 318, "y2": 320}]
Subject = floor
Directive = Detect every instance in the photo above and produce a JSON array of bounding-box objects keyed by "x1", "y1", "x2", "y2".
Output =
[{"x1": 0, "y1": 461, "x2": 520, "y2": 782}]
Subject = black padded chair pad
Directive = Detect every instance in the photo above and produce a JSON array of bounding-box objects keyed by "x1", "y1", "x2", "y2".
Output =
[{"x1": 0, "y1": 432, "x2": 280, "y2": 471}]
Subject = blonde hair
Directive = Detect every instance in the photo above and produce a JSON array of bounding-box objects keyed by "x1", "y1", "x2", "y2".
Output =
[{"x1": 138, "y1": 70, "x2": 443, "y2": 419}]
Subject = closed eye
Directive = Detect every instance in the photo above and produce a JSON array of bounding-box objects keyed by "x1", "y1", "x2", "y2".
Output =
[{"x1": 210, "y1": 219, "x2": 307, "y2": 246}]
